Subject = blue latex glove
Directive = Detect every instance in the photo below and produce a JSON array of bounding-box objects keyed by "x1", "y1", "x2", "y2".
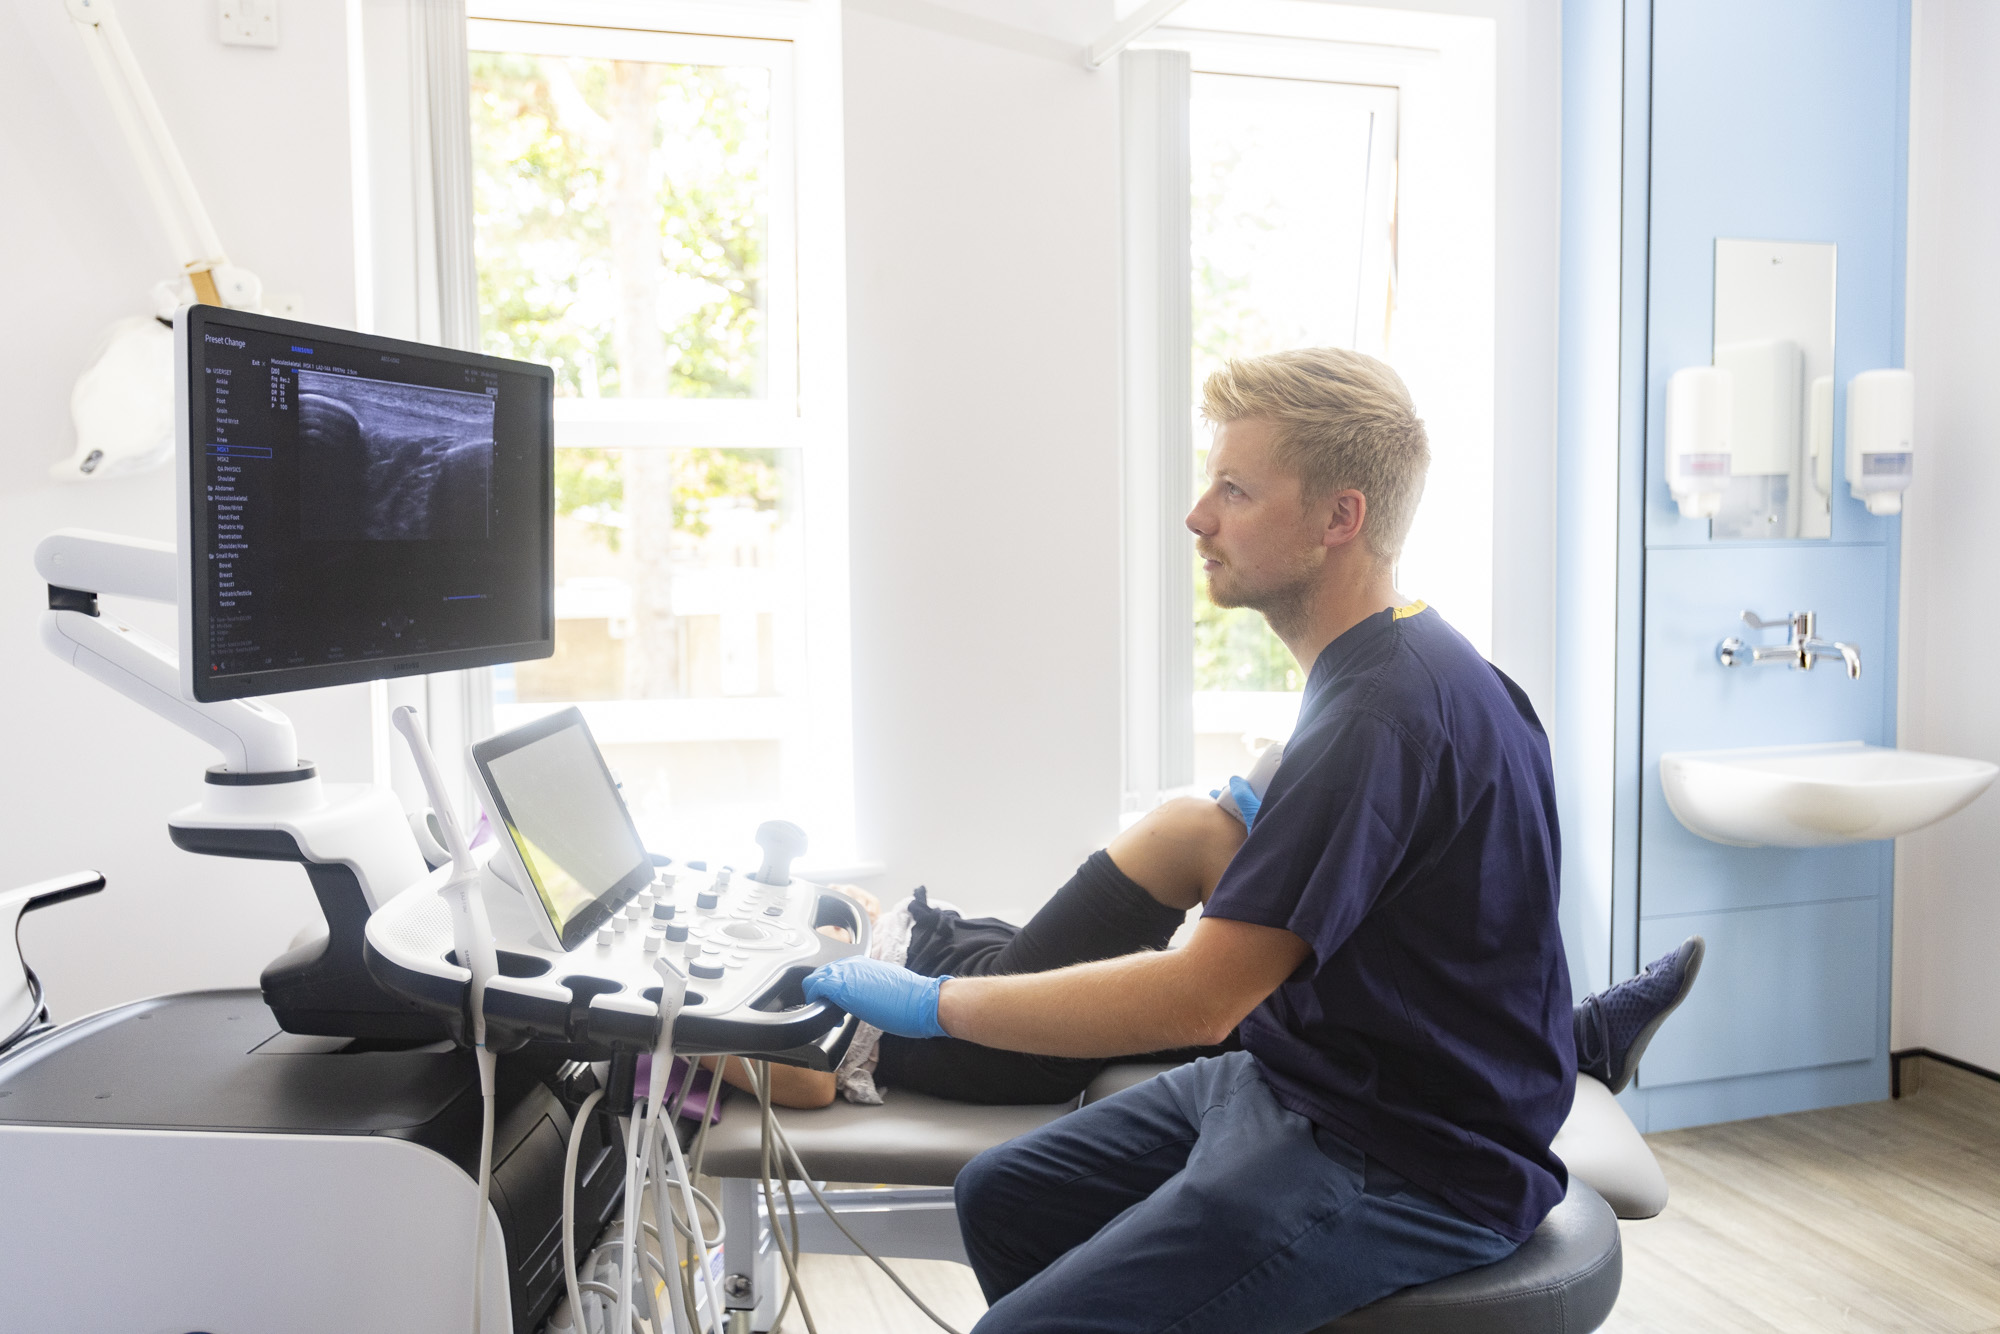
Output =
[
  {"x1": 803, "y1": 957, "x2": 951, "y2": 1039},
  {"x1": 1227, "y1": 774, "x2": 1263, "y2": 830}
]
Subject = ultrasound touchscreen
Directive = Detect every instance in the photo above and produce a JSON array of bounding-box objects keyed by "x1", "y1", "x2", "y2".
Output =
[{"x1": 473, "y1": 708, "x2": 652, "y2": 948}]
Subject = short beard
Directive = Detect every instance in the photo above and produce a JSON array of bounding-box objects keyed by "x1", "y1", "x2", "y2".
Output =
[{"x1": 1207, "y1": 563, "x2": 1318, "y2": 645}]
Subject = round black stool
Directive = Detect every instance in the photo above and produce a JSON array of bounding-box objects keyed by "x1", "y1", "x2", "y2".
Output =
[{"x1": 1317, "y1": 1179, "x2": 1622, "y2": 1333}]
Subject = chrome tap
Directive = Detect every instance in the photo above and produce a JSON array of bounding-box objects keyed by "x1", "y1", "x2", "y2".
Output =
[{"x1": 1717, "y1": 611, "x2": 1862, "y2": 679}]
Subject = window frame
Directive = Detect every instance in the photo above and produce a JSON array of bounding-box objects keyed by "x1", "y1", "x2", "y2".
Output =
[
  {"x1": 1121, "y1": 2, "x2": 1497, "y2": 815},
  {"x1": 463, "y1": 0, "x2": 858, "y2": 864}
]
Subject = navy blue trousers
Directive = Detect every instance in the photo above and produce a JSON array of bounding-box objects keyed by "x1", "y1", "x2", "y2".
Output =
[{"x1": 956, "y1": 1052, "x2": 1517, "y2": 1334}]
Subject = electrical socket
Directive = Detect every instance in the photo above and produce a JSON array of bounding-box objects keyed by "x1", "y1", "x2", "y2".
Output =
[{"x1": 218, "y1": 0, "x2": 277, "y2": 48}]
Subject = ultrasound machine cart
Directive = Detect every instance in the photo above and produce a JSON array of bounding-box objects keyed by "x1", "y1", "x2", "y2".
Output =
[{"x1": 0, "y1": 307, "x2": 861, "y2": 1334}]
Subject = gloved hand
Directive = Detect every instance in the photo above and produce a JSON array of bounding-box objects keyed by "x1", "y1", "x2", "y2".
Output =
[
  {"x1": 803, "y1": 957, "x2": 951, "y2": 1039},
  {"x1": 1227, "y1": 775, "x2": 1263, "y2": 830}
]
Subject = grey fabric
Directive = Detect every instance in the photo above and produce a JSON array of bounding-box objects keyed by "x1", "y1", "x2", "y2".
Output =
[
  {"x1": 1319, "y1": 1181, "x2": 1621, "y2": 1333},
  {"x1": 709, "y1": 1063, "x2": 1623, "y2": 1331},
  {"x1": 699, "y1": 1085, "x2": 1076, "y2": 1187}
]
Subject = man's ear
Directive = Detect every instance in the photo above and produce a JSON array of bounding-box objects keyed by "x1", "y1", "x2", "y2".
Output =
[{"x1": 1322, "y1": 489, "x2": 1368, "y2": 550}]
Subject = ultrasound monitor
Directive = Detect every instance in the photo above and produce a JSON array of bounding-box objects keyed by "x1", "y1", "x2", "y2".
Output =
[{"x1": 175, "y1": 306, "x2": 554, "y2": 703}]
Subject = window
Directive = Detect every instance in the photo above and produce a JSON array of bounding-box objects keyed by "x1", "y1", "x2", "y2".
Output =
[
  {"x1": 467, "y1": 7, "x2": 853, "y2": 865},
  {"x1": 1190, "y1": 67, "x2": 1398, "y2": 794},
  {"x1": 1125, "y1": 5, "x2": 1497, "y2": 806}
]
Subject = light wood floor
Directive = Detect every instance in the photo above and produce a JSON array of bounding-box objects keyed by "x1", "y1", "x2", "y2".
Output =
[
  {"x1": 766, "y1": 1057, "x2": 2000, "y2": 1333},
  {"x1": 1605, "y1": 1057, "x2": 2000, "y2": 1334}
]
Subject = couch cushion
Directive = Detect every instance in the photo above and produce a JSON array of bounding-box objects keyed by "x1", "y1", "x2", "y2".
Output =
[{"x1": 698, "y1": 1086, "x2": 1077, "y2": 1187}]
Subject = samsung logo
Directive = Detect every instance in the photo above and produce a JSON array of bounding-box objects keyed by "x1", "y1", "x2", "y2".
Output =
[{"x1": 203, "y1": 334, "x2": 246, "y2": 349}]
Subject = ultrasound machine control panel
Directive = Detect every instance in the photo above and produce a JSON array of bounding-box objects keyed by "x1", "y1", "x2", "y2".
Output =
[{"x1": 365, "y1": 707, "x2": 868, "y2": 1064}]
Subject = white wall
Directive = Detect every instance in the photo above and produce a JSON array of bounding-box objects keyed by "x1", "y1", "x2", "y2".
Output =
[
  {"x1": 840, "y1": 0, "x2": 1128, "y2": 917},
  {"x1": 0, "y1": 0, "x2": 374, "y2": 1021},
  {"x1": 1893, "y1": 0, "x2": 2000, "y2": 1071}
]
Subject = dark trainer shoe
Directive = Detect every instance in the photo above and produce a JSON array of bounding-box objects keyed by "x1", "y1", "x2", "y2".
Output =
[{"x1": 1576, "y1": 936, "x2": 1706, "y2": 1094}]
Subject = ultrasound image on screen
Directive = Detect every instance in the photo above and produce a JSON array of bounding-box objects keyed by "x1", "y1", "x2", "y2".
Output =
[
  {"x1": 188, "y1": 310, "x2": 551, "y2": 702},
  {"x1": 295, "y1": 370, "x2": 495, "y2": 541}
]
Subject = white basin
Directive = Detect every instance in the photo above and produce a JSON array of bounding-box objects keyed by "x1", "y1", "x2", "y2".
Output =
[{"x1": 1661, "y1": 742, "x2": 1998, "y2": 847}]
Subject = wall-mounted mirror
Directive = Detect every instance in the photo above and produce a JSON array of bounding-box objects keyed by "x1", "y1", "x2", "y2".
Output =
[{"x1": 1710, "y1": 238, "x2": 1837, "y2": 540}]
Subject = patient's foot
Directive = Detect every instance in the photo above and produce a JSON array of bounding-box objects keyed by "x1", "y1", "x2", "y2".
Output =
[
  {"x1": 1575, "y1": 936, "x2": 1706, "y2": 1094},
  {"x1": 814, "y1": 884, "x2": 882, "y2": 942},
  {"x1": 827, "y1": 884, "x2": 882, "y2": 924}
]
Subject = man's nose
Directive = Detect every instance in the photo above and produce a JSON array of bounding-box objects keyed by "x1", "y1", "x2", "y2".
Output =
[{"x1": 1186, "y1": 493, "x2": 1214, "y2": 536}]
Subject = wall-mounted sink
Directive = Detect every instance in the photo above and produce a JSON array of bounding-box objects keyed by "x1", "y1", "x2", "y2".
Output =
[{"x1": 1661, "y1": 742, "x2": 1997, "y2": 847}]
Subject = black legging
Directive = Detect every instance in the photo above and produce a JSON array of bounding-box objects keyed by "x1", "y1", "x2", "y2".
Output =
[
  {"x1": 872, "y1": 851, "x2": 1610, "y2": 1105},
  {"x1": 873, "y1": 851, "x2": 1236, "y2": 1104}
]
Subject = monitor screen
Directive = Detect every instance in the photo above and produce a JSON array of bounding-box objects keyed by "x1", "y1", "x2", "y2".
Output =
[
  {"x1": 179, "y1": 306, "x2": 554, "y2": 702},
  {"x1": 471, "y1": 708, "x2": 653, "y2": 950}
]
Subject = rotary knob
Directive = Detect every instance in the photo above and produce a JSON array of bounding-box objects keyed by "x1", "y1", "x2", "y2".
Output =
[
  {"x1": 697, "y1": 890, "x2": 720, "y2": 910},
  {"x1": 664, "y1": 922, "x2": 689, "y2": 942},
  {"x1": 690, "y1": 959, "x2": 725, "y2": 980},
  {"x1": 652, "y1": 902, "x2": 676, "y2": 921}
]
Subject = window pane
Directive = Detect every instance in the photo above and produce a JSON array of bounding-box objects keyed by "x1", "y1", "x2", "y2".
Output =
[
  {"x1": 471, "y1": 52, "x2": 771, "y2": 400},
  {"x1": 1189, "y1": 72, "x2": 1390, "y2": 793},
  {"x1": 491, "y1": 446, "x2": 804, "y2": 852},
  {"x1": 1191, "y1": 73, "x2": 1383, "y2": 382}
]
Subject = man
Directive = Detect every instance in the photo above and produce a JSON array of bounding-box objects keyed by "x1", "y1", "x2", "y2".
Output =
[{"x1": 804, "y1": 348, "x2": 1608, "y2": 1332}]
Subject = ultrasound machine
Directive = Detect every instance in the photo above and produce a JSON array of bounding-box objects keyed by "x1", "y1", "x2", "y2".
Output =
[{"x1": 0, "y1": 307, "x2": 867, "y2": 1334}]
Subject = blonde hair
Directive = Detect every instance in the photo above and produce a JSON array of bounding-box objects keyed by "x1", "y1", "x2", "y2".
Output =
[{"x1": 1201, "y1": 348, "x2": 1431, "y2": 563}]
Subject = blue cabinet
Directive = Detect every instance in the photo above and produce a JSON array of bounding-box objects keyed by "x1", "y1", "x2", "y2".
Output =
[{"x1": 1557, "y1": 0, "x2": 1909, "y2": 1132}]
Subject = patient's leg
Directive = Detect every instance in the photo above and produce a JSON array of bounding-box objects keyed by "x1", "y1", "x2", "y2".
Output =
[
  {"x1": 738, "y1": 800, "x2": 1248, "y2": 1109},
  {"x1": 871, "y1": 801, "x2": 1249, "y2": 1104},
  {"x1": 1104, "y1": 796, "x2": 1249, "y2": 912},
  {"x1": 921, "y1": 797, "x2": 1248, "y2": 982}
]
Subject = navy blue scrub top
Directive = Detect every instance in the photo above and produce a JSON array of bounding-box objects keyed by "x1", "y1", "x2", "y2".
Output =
[{"x1": 1202, "y1": 603, "x2": 1574, "y2": 1244}]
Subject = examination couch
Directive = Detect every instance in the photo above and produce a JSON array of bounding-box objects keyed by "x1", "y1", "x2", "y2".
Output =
[{"x1": 705, "y1": 1062, "x2": 1657, "y2": 1332}]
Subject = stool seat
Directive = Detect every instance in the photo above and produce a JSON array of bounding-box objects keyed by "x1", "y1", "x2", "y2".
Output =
[{"x1": 1317, "y1": 1179, "x2": 1620, "y2": 1332}]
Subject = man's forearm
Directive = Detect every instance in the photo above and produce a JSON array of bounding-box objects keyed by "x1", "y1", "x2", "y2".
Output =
[
  {"x1": 805, "y1": 917, "x2": 1309, "y2": 1057},
  {"x1": 936, "y1": 950, "x2": 1241, "y2": 1058}
]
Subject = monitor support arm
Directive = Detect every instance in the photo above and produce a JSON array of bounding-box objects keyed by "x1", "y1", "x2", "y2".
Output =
[
  {"x1": 33, "y1": 528, "x2": 433, "y2": 1025},
  {"x1": 35, "y1": 529, "x2": 298, "y2": 774}
]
